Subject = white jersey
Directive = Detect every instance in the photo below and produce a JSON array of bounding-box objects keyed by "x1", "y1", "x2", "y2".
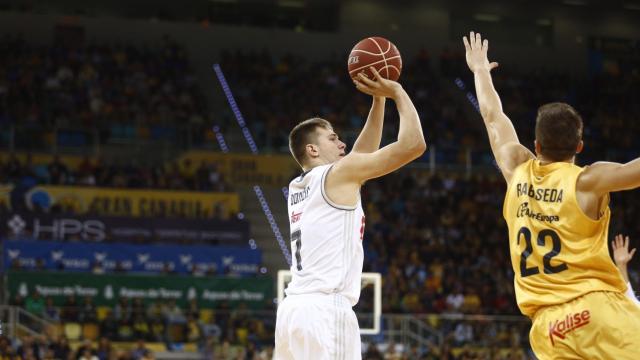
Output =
[{"x1": 285, "y1": 163, "x2": 365, "y2": 306}]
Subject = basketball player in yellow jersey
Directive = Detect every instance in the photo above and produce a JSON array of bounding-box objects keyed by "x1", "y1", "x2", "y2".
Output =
[{"x1": 463, "y1": 31, "x2": 640, "y2": 359}]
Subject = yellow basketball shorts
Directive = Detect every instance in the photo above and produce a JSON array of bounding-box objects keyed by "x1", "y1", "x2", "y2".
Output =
[{"x1": 529, "y1": 291, "x2": 640, "y2": 360}]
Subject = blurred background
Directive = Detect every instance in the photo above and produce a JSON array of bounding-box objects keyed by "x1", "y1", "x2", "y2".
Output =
[{"x1": 0, "y1": 0, "x2": 639, "y2": 359}]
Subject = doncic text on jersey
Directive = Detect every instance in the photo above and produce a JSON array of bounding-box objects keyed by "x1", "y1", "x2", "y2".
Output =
[{"x1": 290, "y1": 186, "x2": 311, "y2": 206}]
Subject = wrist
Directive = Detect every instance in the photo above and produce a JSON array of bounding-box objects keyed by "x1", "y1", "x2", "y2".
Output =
[{"x1": 389, "y1": 84, "x2": 404, "y2": 100}]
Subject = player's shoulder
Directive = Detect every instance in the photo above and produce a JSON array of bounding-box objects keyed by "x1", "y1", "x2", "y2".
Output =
[
  {"x1": 329, "y1": 152, "x2": 369, "y2": 177},
  {"x1": 576, "y1": 161, "x2": 616, "y2": 192},
  {"x1": 290, "y1": 164, "x2": 331, "y2": 185},
  {"x1": 498, "y1": 142, "x2": 535, "y2": 183}
]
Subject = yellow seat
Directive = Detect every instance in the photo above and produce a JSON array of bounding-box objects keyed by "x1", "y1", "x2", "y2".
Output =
[
  {"x1": 69, "y1": 340, "x2": 83, "y2": 352},
  {"x1": 82, "y1": 323, "x2": 100, "y2": 341},
  {"x1": 183, "y1": 343, "x2": 198, "y2": 353},
  {"x1": 48, "y1": 323, "x2": 64, "y2": 338},
  {"x1": 427, "y1": 314, "x2": 440, "y2": 328},
  {"x1": 96, "y1": 306, "x2": 111, "y2": 321},
  {"x1": 199, "y1": 309, "x2": 214, "y2": 323},
  {"x1": 146, "y1": 343, "x2": 167, "y2": 352},
  {"x1": 64, "y1": 323, "x2": 82, "y2": 340},
  {"x1": 236, "y1": 328, "x2": 248, "y2": 345},
  {"x1": 167, "y1": 324, "x2": 185, "y2": 342}
]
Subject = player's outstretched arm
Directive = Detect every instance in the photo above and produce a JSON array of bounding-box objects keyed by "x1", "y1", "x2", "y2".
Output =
[
  {"x1": 331, "y1": 67, "x2": 426, "y2": 184},
  {"x1": 579, "y1": 158, "x2": 640, "y2": 196},
  {"x1": 351, "y1": 96, "x2": 385, "y2": 153},
  {"x1": 463, "y1": 32, "x2": 534, "y2": 182}
]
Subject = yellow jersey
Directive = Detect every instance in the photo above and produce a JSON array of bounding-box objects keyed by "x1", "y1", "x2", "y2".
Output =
[{"x1": 503, "y1": 159, "x2": 626, "y2": 317}]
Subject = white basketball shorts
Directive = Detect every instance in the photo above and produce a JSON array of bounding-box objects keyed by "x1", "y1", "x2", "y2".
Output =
[{"x1": 274, "y1": 293, "x2": 361, "y2": 360}]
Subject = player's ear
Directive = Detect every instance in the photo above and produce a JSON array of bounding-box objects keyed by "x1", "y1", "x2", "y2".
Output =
[
  {"x1": 534, "y1": 140, "x2": 541, "y2": 155},
  {"x1": 576, "y1": 140, "x2": 584, "y2": 154},
  {"x1": 306, "y1": 144, "x2": 319, "y2": 159}
]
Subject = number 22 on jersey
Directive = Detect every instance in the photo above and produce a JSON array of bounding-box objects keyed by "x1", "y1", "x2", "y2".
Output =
[{"x1": 517, "y1": 226, "x2": 568, "y2": 277}]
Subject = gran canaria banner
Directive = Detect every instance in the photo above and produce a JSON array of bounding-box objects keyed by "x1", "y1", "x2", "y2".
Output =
[
  {"x1": 8, "y1": 271, "x2": 272, "y2": 309},
  {"x1": 24, "y1": 186, "x2": 239, "y2": 218}
]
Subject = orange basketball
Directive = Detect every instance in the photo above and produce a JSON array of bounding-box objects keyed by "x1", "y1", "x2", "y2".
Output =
[{"x1": 347, "y1": 37, "x2": 402, "y2": 81}]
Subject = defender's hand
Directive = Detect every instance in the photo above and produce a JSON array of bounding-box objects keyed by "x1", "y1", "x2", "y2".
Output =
[
  {"x1": 463, "y1": 31, "x2": 499, "y2": 74},
  {"x1": 613, "y1": 234, "x2": 636, "y2": 266}
]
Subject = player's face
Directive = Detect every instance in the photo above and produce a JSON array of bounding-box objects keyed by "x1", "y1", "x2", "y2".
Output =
[{"x1": 315, "y1": 127, "x2": 346, "y2": 163}]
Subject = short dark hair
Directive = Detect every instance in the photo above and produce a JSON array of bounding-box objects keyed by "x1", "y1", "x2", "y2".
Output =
[
  {"x1": 289, "y1": 117, "x2": 332, "y2": 167},
  {"x1": 535, "y1": 102, "x2": 583, "y2": 161}
]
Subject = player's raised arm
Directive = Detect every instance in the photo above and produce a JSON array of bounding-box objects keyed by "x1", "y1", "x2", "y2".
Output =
[
  {"x1": 351, "y1": 96, "x2": 385, "y2": 153},
  {"x1": 463, "y1": 31, "x2": 534, "y2": 182},
  {"x1": 331, "y1": 67, "x2": 426, "y2": 184}
]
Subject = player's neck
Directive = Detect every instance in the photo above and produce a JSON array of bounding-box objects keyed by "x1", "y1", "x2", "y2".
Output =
[
  {"x1": 537, "y1": 155, "x2": 575, "y2": 165},
  {"x1": 304, "y1": 159, "x2": 331, "y2": 171}
]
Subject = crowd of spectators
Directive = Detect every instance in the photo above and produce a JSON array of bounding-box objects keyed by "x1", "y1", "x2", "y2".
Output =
[
  {"x1": 1, "y1": 335, "x2": 161, "y2": 360},
  {"x1": 0, "y1": 154, "x2": 229, "y2": 192},
  {"x1": 360, "y1": 171, "x2": 518, "y2": 316},
  {"x1": 0, "y1": 34, "x2": 210, "y2": 149},
  {"x1": 4, "y1": 34, "x2": 637, "y2": 167},
  {"x1": 6, "y1": 293, "x2": 274, "y2": 360},
  {"x1": 7, "y1": 290, "x2": 532, "y2": 359}
]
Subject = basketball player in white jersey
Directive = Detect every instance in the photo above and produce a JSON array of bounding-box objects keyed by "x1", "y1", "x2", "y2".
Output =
[{"x1": 274, "y1": 67, "x2": 426, "y2": 360}]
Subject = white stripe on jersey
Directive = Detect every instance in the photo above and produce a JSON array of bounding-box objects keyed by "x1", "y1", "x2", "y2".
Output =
[{"x1": 285, "y1": 163, "x2": 365, "y2": 306}]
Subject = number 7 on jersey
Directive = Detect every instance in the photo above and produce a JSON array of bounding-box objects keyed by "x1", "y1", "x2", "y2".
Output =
[{"x1": 292, "y1": 229, "x2": 302, "y2": 271}]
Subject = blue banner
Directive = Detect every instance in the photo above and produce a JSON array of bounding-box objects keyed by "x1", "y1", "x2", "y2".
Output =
[
  {"x1": 2, "y1": 212, "x2": 249, "y2": 245},
  {"x1": 3, "y1": 240, "x2": 261, "y2": 276}
]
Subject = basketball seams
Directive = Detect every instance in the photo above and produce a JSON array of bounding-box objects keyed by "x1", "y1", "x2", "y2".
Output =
[
  {"x1": 382, "y1": 39, "x2": 392, "y2": 55},
  {"x1": 380, "y1": 65, "x2": 401, "y2": 77},
  {"x1": 368, "y1": 37, "x2": 389, "y2": 79},
  {"x1": 350, "y1": 49, "x2": 387, "y2": 56},
  {"x1": 347, "y1": 56, "x2": 401, "y2": 75},
  {"x1": 350, "y1": 41, "x2": 393, "y2": 56}
]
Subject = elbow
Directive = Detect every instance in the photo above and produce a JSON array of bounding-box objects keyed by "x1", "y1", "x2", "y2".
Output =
[{"x1": 408, "y1": 137, "x2": 427, "y2": 158}]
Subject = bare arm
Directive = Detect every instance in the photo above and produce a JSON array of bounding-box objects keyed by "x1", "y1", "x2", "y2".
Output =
[
  {"x1": 331, "y1": 68, "x2": 426, "y2": 184},
  {"x1": 464, "y1": 32, "x2": 534, "y2": 182},
  {"x1": 351, "y1": 96, "x2": 386, "y2": 153},
  {"x1": 578, "y1": 158, "x2": 640, "y2": 196}
]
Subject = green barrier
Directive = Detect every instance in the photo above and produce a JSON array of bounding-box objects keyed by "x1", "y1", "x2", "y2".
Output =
[{"x1": 8, "y1": 271, "x2": 273, "y2": 309}]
